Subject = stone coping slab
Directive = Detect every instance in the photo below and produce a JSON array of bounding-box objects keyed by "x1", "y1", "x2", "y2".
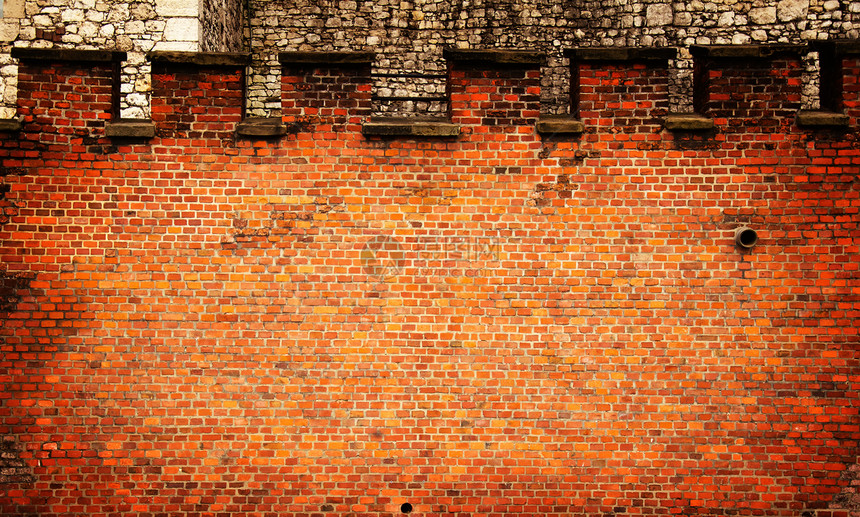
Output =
[
  {"x1": 443, "y1": 48, "x2": 546, "y2": 67},
  {"x1": 279, "y1": 51, "x2": 375, "y2": 66},
  {"x1": 565, "y1": 47, "x2": 677, "y2": 62},
  {"x1": 11, "y1": 48, "x2": 127, "y2": 63},
  {"x1": 662, "y1": 113, "x2": 716, "y2": 131},
  {"x1": 795, "y1": 110, "x2": 850, "y2": 128},
  {"x1": 362, "y1": 117, "x2": 460, "y2": 137},
  {"x1": 105, "y1": 120, "x2": 156, "y2": 138},
  {"x1": 236, "y1": 118, "x2": 290, "y2": 137},
  {"x1": 535, "y1": 116, "x2": 585, "y2": 135},
  {"x1": 690, "y1": 44, "x2": 807, "y2": 59},
  {"x1": 148, "y1": 52, "x2": 251, "y2": 67},
  {"x1": 811, "y1": 39, "x2": 860, "y2": 56},
  {"x1": 0, "y1": 119, "x2": 22, "y2": 132}
]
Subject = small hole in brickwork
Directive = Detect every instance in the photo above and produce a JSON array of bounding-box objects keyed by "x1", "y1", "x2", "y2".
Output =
[{"x1": 401, "y1": 502, "x2": 413, "y2": 513}]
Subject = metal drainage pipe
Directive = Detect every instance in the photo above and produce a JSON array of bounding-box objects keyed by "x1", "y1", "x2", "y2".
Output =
[{"x1": 735, "y1": 226, "x2": 758, "y2": 249}]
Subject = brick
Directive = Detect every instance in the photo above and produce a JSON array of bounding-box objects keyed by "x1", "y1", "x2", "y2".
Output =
[{"x1": 0, "y1": 54, "x2": 859, "y2": 517}]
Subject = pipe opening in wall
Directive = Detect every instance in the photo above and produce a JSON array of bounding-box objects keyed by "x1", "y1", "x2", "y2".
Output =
[
  {"x1": 735, "y1": 226, "x2": 758, "y2": 249},
  {"x1": 401, "y1": 503, "x2": 413, "y2": 514}
]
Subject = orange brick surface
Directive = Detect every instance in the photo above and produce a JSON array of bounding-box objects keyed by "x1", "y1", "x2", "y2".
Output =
[{"x1": 1, "y1": 55, "x2": 859, "y2": 517}]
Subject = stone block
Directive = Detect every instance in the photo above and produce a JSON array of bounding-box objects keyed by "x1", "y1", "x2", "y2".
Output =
[
  {"x1": 3, "y1": 0, "x2": 24, "y2": 18},
  {"x1": 0, "y1": 20, "x2": 19, "y2": 42},
  {"x1": 155, "y1": 0, "x2": 198, "y2": 17},
  {"x1": 163, "y1": 18, "x2": 200, "y2": 43}
]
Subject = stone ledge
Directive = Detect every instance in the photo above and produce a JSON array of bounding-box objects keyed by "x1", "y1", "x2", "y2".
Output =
[
  {"x1": 812, "y1": 39, "x2": 860, "y2": 56},
  {"x1": 105, "y1": 120, "x2": 156, "y2": 138},
  {"x1": 148, "y1": 51, "x2": 251, "y2": 67},
  {"x1": 565, "y1": 47, "x2": 677, "y2": 62},
  {"x1": 11, "y1": 48, "x2": 127, "y2": 63},
  {"x1": 444, "y1": 48, "x2": 546, "y2": 67},
  {"x1": 0, "y1": 118, "x2": 22, "y2": 132},
  {"x1": 536, "y1": 117, "x2": 585, "y2": 135},
  {"x1": 236, "y1": 118, "x2": 289, "y2": 137},
  {"x1": 362, "y1": 118, "x2": 460, "y2": 137},
  {"x1": 663, "y1": 113, "x2": 715, "y2": 131},
  {"x1": 796, "y1": 110, "x2": 850, "y2": 128},
  {"x1": 279, "y1": 51, "x2": 375, "y2": 66},
  {"x1": 690, "y1": 44, "x2": 807, "y2": 59}
]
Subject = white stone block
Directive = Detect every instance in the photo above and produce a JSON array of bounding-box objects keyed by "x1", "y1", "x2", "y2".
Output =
[
  {"x1": 0, "y1": 20, "x2": 19, "y2": 42},
  {"x1": 61, "y1": 9, "x2": 85, "y2": 22},
  {"x1": 646, "y1": 3, "x2": 674, "y2": 26},
  {"x1": 156, "y1": 0, "x2": 198, "y2": 17},
  {"x1": 778, "y1": 0, "x2": 809, "y2": 20},
  {"x1": 750, "y1": 6, "x2": 777, "y2": 24},
  {"x1": 163, "y1": 18, "x2": 199, "y2": 42},
  {"x1": 3, "y1": 0, "x2": 25, "y2": 18}
]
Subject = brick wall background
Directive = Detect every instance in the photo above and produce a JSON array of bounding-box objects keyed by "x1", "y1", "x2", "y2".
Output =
[{"x1": 0, "y1": 46, "x2": 859, "y2": 517}]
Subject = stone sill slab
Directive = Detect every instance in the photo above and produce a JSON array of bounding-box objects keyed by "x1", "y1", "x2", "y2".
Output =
[
  {"x1": 0, "y1": 118, "x2": 22, "y2": 132},
  {"x1": 536, "y1": 117, "x2": 585, "y2": 135},
  {"x1": 362, "y1": 118, "x2": 460, "y2": 137},
  {"x1": 565, "y1": 47, "x2": 677, "y2": 63},
  {"x1": 662, "y1": 113, "x2": 716, "y2": 131},
  {"x1": 279, "y1": 51, "x2": 375, "y2": 66},
  {"x1": 148, "y1": 52, "x2": 250, "y2": 67},
  {"x1": 11, "y1": 48, "x2": 127, "y2": 63},
  {"x1": 236, "y1": 118, "x2": 290, "y2": 137},
  {"x1": 811, "y1": 39, "x2": 860, "y2": 56},
  {"x1": 796, "y1": 110, "x2": 850, "y2": 128},
  {"x1": 690, "y1": 44, "x2": 807, "y2": 59},
  {"x1": 444, "y1": 48, "x2": 546, "y2": 67},
  {"x1": 105, "y1": 120, "x2": 156, "y2": 138}
]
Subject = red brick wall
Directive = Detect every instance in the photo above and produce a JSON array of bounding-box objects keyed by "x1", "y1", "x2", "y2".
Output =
[
  {"x1": 577, "y1": 62, "x2": 669, "y2": 133},
  {"x1": 0, "y1": 53, "x2": 859, "y2": 517},
  {"x1": 151, "y1": 62, "x2": 245, "y2": 139}
]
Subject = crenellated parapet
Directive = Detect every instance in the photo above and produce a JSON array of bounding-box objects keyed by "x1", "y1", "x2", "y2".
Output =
[{"x1": 3, "y1": 43, "x2": 860, "y2": 143}]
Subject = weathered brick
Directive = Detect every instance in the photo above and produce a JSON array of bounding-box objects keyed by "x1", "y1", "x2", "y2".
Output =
[{"x1": 0, "y1": 52, "x2": 859, "y2": 517}]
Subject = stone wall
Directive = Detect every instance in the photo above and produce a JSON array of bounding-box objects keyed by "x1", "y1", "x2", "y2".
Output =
[{"x1": 246, "y1": 0, "x2": 860, "y2": 116}]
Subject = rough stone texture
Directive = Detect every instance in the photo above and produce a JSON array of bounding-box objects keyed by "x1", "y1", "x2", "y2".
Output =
[{"x1": 202, "y1": 0, "x2": 244, "y2": 52}]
